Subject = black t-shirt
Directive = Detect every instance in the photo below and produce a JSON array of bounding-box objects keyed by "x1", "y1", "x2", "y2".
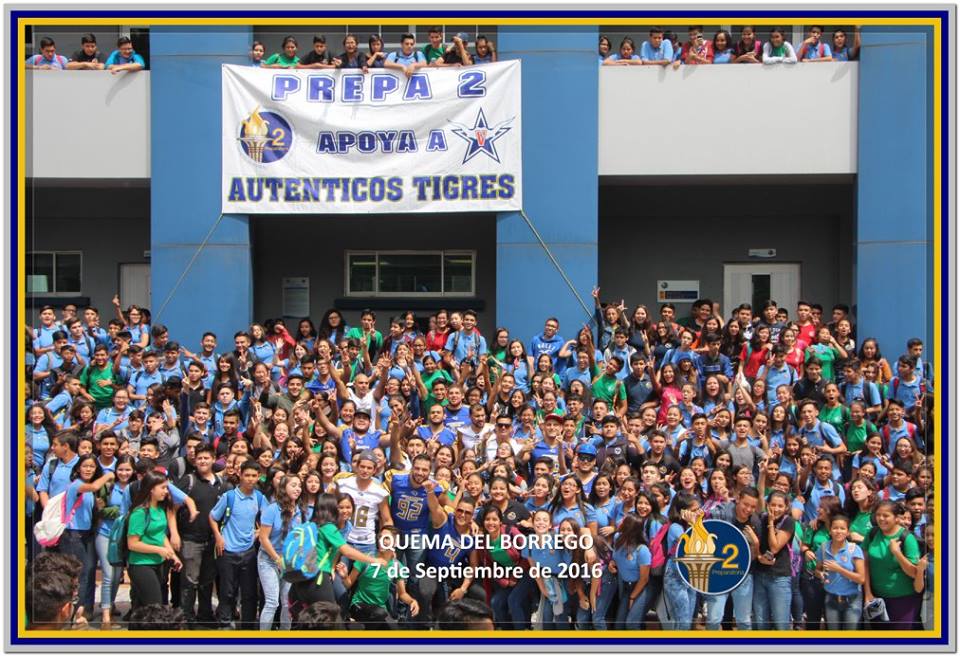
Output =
[
  {"x1": 71, "y1": 48, "x2": 102, "y2": 62},
  {"x1": 757, "y1": 513, "x2": 796, "y2": 577},
  {"x1": 177, "y1": 472, "x2": 231, "y2": 542},
  {"x1": 337, "y1": 51, "x2": 365, "y2": 68},
  {"x1": 793, "y1": 378, "x2": 827, "y2": 406},
  {"x1": 644, "y1": 451, "x2": 681, "y2": 478},
  {"x1": 299, "y1": 49, "x2": 334, "y2": 66},
  {"x1": 441, "y1": 47, "x2": 469, "y2": 65}
]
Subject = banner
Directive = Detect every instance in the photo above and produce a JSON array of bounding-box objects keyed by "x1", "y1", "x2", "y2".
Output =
[{"x1": 221, "y1": 61, "x2": 522, "y2": 214}]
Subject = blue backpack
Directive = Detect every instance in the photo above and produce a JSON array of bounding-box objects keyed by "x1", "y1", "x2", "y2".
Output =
[
  {"x1": 281, "y1": 522, "x2": 333, "y2": 583},
  {"x1": 107, "y1": 506, "x2": 151, "y2": 567}
]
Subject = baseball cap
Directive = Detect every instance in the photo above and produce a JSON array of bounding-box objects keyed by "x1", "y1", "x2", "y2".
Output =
[
  {"x1": 577, "y1": 443, "x2": 598, "y2": 457},
  {"x1": 354, "y1": 408, "x2": 372, "y2": 418},
  {"x1": 543, "y1": 413, "x2": 563, "y2": 423}
]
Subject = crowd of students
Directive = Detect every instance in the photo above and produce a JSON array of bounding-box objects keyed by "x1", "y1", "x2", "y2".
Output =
[
  {"x1": 600, "y1": 25, "x2": 860, "y2": 66},
  {"x1": 24, "y1": 291, "x2": 934, "y2": 631}
]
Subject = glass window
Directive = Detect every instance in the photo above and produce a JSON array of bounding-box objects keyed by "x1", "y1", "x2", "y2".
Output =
[
  {"x1": 444, "y1": 253, "x2": 474, "y2": 294},
  {"x1": 348, "y1": 253, "x2": 376, "y2": 294},
  {"x1": 346, "y1": 251, "x2": 475, "y2": 297},
  {"x1": 378, "y1": 253, "x2": 442, "y2": 294},
  {"x1": 27, "y1": 252, "x2": 81, "y2": 295}
]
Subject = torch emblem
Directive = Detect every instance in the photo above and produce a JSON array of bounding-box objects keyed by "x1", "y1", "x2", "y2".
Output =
[
  {"x1": 675, "y1": 514, "x2": 723, "y2": 593},
  {"x1": 239, "y1": 106, "x2": 271, "y2": 163}
]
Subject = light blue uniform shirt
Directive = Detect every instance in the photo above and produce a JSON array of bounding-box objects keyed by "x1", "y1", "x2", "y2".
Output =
[{"x1": 209, "y1": 487, "x2": 267, "y2": 553}]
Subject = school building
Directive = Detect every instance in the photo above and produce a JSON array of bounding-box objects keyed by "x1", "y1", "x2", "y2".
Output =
[{"x1": 25, "y1": 24, "x2": 935, "y2": 356}]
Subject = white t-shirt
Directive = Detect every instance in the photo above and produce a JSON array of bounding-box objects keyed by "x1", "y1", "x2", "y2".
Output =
[{"x1": 337, "y1": 475, "x2": 389, "y2": 545}]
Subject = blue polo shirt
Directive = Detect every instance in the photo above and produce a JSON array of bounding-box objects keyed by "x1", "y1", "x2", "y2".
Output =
[
  {"x1": 64, "y1": 479, "x2": 96, "y2": 531},
  {"x1": 613, "y1": 542, "x2": 652, "y2": 582},
  {"x1": 260, "y1": 503, "x2": 304, "y2": 551},
  {"x1": 842, "y1": 379, "x2": 881, "y2": 407},
  {"x1": 444, "y1": 330, "x2": 487, "y2": 363},
  {"x1": 209, "y1": 487, "x2": 267, "y2": 553},
  {"x1": 640, "y1": 40, "x2": 674, "y2": 62},
  {"x1": 98, "y1": 483, "x2": 132, "y2": 537},
  {"x1": 105, "y1": 50, "x2": 146, "y2": 67},
  {"x1": 27, "y1": 425, "x2": 50, "y2": 468},
  {"x1": 95, "y1": 406, "x2": 131, "y2": 433},
  {"x1": 129, "y1": 368, "x2": 164, "y2": 407},
  {"x1": 888, "y1": 376, "x2": 922, "y2": 410},
  {"x1": 36, "y1": 453, "x2": 80, "y2": 498},
  {"x1": 757, "y1": 363, "x2": 798, "y2": 405},
  {"x1": 563, "y1": 366, "x2": 593, "y2": 392},
  {"x1": 820, "y1": 542, "x2": 864, "y2": 596},
  {"x1": 33, "y1": 352, "x2": 64, "y2": 399},
  {"x1": 803, "y1": 479, "x2": 846, "y2": 522},
  {"x1": 522, "y1": 534, "x2": 573, "y2": 571},
  {"x1": 551, "y1": 502, "x2": 598, "y2": 529},
  {"x1": 386, "y1": 50, "x2": 426, "y2": 66},
  {"x1": 33, "y1": 324, "x2": 60, "y2": 351}
]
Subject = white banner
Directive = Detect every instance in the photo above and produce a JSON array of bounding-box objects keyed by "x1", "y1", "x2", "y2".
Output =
[{"x1": 221, "y1": 61, "x2": 522, "y2": 214}]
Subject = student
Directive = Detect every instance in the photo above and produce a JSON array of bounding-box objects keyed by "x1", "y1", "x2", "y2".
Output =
[
  {"x1": 262, "y1": 36, "x2": 300, "y2": 69},
  {"x1": 817, "y1": 514, "x2": 866, "y2": 629},
  {"x1": 733, "y1": 25, "x2": 763, "y2": 62},
  {"x1": 257, "y1": 474, "x2": 303, "y2": 630},
  {"x1": 105, "y1": 36, "x2": 146, "y2": 73},
  {"x1": 611, "y1": 514, "x2": 652, "y2": 629},
  {"x1": 753, "y1": 491, "x2": 796, "y2": 630},
  {"x1": 680, "y1": 26, "x2": 714, "y2": 64},
  {"x1": 831, "y1": 28, "x2": 861, "y2": 61},
  {"x1": 209, "y1": 460, "x2": 268, "y2": 629},
  {"x1": 474, "y1": 35, "x2": 497, "y2": 63},
  {"x1": 797, "y1": 25, "x2": 834, "y2": 61},
  {"x1": 297, "y1": 35, "x2": 337, "y2": 69},
  {"x1": 385, "y1": 33, "x2": 428, "y2": 78},
  {"x1": 26, "y1": 36, "x2": 69, "y2": 69},
  {"x1": 345, "y1": 525, "x2": 420, "y2": 630},
  {"x1": 603, "y1": 37, "x2": 643, "y2": 65},
  {"x1": 422, "y1": 26, "x2": 445, "y2": 63},
  {"x1": 433, "y1": 32, "x2": 473, "y2": 66},
  {"x1": 762, "y1": 27, "x2": 798, "y2": 64},
  {"x1": 127, "y1": 469, "x2": 182, "y2": 609},
  {"x1": 712, "y1": 30, "x2": 735, "y2": 63},
  {"x1": 640, "y1": 27, "x2": 674, "y2": 65},
  {"x1": 704, "y1": 487, "x2": 762, "y2": 629},
  {"x1": 863, "y1": 500, "x2": 922, "y2": 630},
  {"x1": 661, "y1": 493, "x2": 701, "y2": 629},
  {"x1": 248, "y1": 41, "x2": 265, "y2": 66}
]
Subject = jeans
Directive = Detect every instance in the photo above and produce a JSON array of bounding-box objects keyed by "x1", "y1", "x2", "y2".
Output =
[
  {"x1": 790, "y1": 572, "x2": 804, "y2": 626},
  {"x1": 800, "y1": 573, "x2": 826, "y2": 629},
  {"x1": 490, "y1": 577, "x2": 530, "y2": 630},
  {"x1": 704, "y1": 573, "x2": 753, "y2": 630},
  {"x1": 216, "y1": 546, "x2": 259, "y2": 629},
  {"x1": 537, "y1": 581, "x2": 569, "y2": 630},
  {"x1": 59, "y1": 529, "x2": 96, "y2": 614},
  {"x1": 616, "y1": 578, "x2": 653, "y2": 630},
  {"x1": 662, "y1": 562, "x2": 698, "y2": 630},
  {"x1": 180, "y1": 539, "x2": 216, "y2": 625},
  {"x1": 824, "y1": 592, "x2": 862, "y2": 630},
  {"x1": 397, "y1": 543, "x2": 429, "y2": 626},
  {"x1": 592, "y1": 569, "x2": 618, "y2": 630},
  {"x1": 257, "y1": 549, "x2": 292, "y2": 630},
  {"x1": 752, "y1": 571, "x2": 792, "y2": 630},
  {"x1": 94, "y1": 533, "x2": 121, "y2": 611}
]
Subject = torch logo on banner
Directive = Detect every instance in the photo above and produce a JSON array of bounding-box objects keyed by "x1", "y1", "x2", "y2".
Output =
[
  {"x1": 674, "y1": 516, "x2": 751, "y2": 596},
  {"x1": 237, "y1": 106, "x2": 292, "y2": 164},
  {"x1": 240, "y1": 106, "x2": 270, "y2": 163}
]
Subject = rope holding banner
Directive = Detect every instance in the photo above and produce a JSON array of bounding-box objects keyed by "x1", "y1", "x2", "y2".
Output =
[
  {"x1": 153, "y1": 213, "x2": 226, "y2": 322},
  {"x1": 518, "y1": 209, "x2": 594, "y2": 322}
]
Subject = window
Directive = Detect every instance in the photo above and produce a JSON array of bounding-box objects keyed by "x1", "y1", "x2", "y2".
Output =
[
  {"x1": 27, "y1": 251, "x2": 82, "y2": 295},
  {"x1": 346, "y1": 251, "x2": 475, "y2": 297}
]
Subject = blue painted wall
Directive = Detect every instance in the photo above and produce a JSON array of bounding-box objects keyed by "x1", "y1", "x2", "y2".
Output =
[
  {"x1": 150, "y1": 27, "x2": 253, "y2": 347},
  {"x1": 496, "y1": 27, "x2": 598, "y2": 344},
  {"x1": 856, "y1": 27, "x2": 934, "y2": 360}
]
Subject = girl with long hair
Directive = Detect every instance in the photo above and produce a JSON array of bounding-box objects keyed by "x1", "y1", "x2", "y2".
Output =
[
  {"x1": 126, "y1": 469, "x2": 181, "y2": 609},
  {"x1": 258, "y1": 474, "x2": 304, "y2": 630}
]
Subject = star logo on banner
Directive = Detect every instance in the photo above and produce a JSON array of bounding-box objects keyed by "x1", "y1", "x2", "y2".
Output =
[{"x1": 449, "y1": 108, "x2": 515, "y2": 164}]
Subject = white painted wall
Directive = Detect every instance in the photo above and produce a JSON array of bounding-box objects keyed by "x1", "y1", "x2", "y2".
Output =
[
  {"x1": 599, "y1": 62, "x2": 858, "y2": 176},
  {"x1": 26, "y1": 71, "x2": 150, "y2": 178}
]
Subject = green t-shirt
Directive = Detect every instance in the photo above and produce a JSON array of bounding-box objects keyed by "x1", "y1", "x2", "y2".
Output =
[
  {"x1": 80, "y1": 363, "x2": 117, "y2": 408},
  {"x1": 802, "y1": 525, "x2": 831, "y2": 573},
  {"x1": 845, "y1": 420, "x2": 877, "y2": 454},
  {"x1": 316, "y1": 522, "x2": 346, "y2": 574},
  {"x1": 865, "y1": 527, "x2": 920, "y2": 598},
  {"x1": 850, "y1": 510, "x2": 873, "y2": 541},
  {"x1": 345, "y1": 327, "x2": 384, "y2": 354},
  {"x1": 806, "y1": 345, "x2": 840, "y2": 382},
  {"x1": 263, "y1": 53, "x2": 299, "y2": 67},
  {"x1": 423, "y1": 44, "x2": 444, "y2": 62},
  {"x1": 591, "y1": 374, "x2": 624, "y2": 405},
  {"x1": 351, "y1": 557, "x2": 403, "y2": 606},
  {"x1": 819, "y1": 404, "x2": 849, "y2": 437},
  {"x1": 127, "y1": 505, "x2": 167, "y2": 566}
]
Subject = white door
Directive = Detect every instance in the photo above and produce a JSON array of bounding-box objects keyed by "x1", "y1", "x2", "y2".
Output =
[
  {"x1": 723, "y1": 263, "x2": 801, "y2": 320},
  {"x1": 120, "y1": 263, "x2": 151, "y2": 309}
]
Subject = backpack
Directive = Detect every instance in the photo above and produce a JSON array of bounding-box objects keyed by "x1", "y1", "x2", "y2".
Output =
[
  {"x1": 881, "y1": 422, "x2": 918, "y2": 452},
  {"x1": 107, "y1": 506, "x2": 152, "y2": 567},
  {"x1": 648, "y1": 521, "x2": 671, "y2": 577},
  {"x1": 220, "y1": 488, "x2": 265, "y2": 531},
  {"x1": 776, "y1": 515, "x2": 802, "y2": 578},
  {"x1": 805, "y1": 477, "x2": 842, "y2": 501},
  {"x1": 281, "y1": 522, "x2": 331, "y2": 583},
  {"x1": 34, "y1": 489, "x2": 84, "y2": 547}
]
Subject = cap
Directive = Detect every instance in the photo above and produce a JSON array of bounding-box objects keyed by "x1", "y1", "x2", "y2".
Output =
[
  {"x1": 354, "y1": 408, "x2": 372, "y2": 418},
  {"x1": 356, "y1": 450, "x2": 378, "y2": 465},
  {"x1": 676, "y1": 352, "x2": 693, "y2": 363},
  {"x1": 543, "y1": 413, "x2": 563, "y2": 423},
  {"x1": 456, "y1": 32, "x2": 470, "y2": 43},
  {"x1": 577, "y1": 443, "x2": 598, "y2": 457},
  {"x1": 602, "y1": 414, "x2": 619, "y2": 426}
]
